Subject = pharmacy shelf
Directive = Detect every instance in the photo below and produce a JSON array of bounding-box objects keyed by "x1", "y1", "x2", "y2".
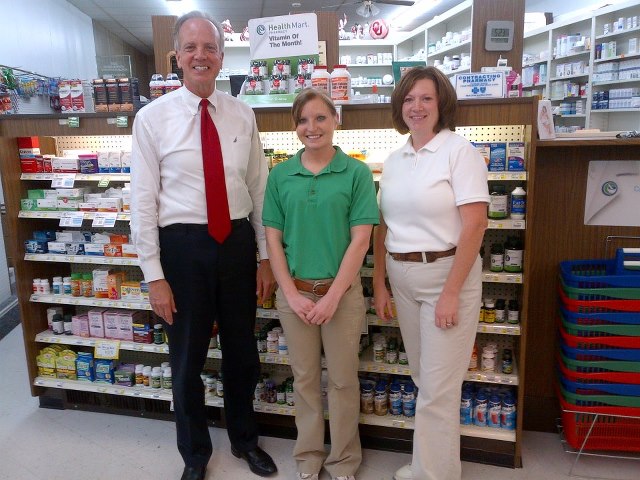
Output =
[
  {"x1": 256, "y1": 307, "x2": 279, "y2": 319},
  {"x1": 549, "y1": 73, "x2": 589, "y2": 82},
  {"x1": 21, "y1": 173, "x2": 130, "y2": 182},
  {"x1": 359, "y1": 348, "x2": 412, "y2": 376},
  {"x1": 556, "y1": 114, "x2": 587, "y2": 118},
  {"x1": 427, "y1": 39, "x2": 471, "y2": 58},
  {"x1": 32, "y1": 376, "x2": 514, "y2": 440},
  {"x1": 25, "y1": 253, "x2": 140, "y2": 266},
  {"x1": 363, "y1": 268, "x2": 523, "y2": 284},
  {"x1": 35, "y1": 330, "x2": 169, "y2": 353},
  {"x1": 487, "y1": 172, "x2": 527, "y2": 181},
  {"x1": 596, "y1": 25, "x2": 640, "y2": 40},
  {"x1": 351, "y1": 84, "x2": 395, "y2": 88},
  {"x1": 550, "y1": 95, "x2": 588, "y2": 101},
  {"x1": 594, "y1": 52, "x2": 640, "y2": 63},
  {"x1": 523, "y1": 59, "x2": 549, "y2": 68},
  {"x1": 476, "y1": 323, "x2": 521, "y2": 336},
  {"x1": 346, "y1": 63, "x2": 393, "y2": 68},
  {"x1": 34, "y1": 376, "x2": 173, "y2": 401},
  {"x1": 522, "y1": 84, "x2": 546, "y2": 90},
  {"x1": 591, "y1": 108, "x2": 640, "y2": 113},
  {"x1": 19, "y1": 211, "x2": 130, "y2": 221},
  {"x1": 552, "y1": 51, "x2": 590, "y2": 61},
  {"x1": 593, "y1": 78, "x2": 640, "y2": 86},
  {"x1": 444, "y1": 67, "x2": 471, "y2": 77},
  {"x1": 466, "y1": 358, "x2": 519, "y2": 386},
  {"x1": 488, "y1": 219, "x2": 526, "y2": 230},
  {"x1": 482, "y1": 271, "x2": 523, "y2": 284},
  {"x1": 30, "y1": 293, "x2": 151, "y2": 310},
  {"x1": 366, "y1": 314, "x2": 400, "y2": 328},
  {"x1": 460, "y1": 424, "x2": 516, "y2": 442}
]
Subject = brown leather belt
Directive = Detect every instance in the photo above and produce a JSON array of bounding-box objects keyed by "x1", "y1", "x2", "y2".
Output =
[
  {"x1": 293, "y1": 278, "x2": 333, "y2": 297},
  {"x1": 389, "y1": 247, "x2": 457, "y2": 263}
]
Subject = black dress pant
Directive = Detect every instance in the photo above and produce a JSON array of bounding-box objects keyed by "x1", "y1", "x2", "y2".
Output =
[{"x1": 159, "y1": 220, "x2": 260, "y2": 468}]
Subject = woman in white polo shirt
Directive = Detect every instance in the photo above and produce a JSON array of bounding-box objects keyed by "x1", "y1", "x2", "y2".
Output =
[{"x1": 373, "y1": 67, "x2": 489, "y2": 480}]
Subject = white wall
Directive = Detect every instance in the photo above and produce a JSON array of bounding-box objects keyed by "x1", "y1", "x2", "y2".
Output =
[{"x1": 0, "y1": 0, "x2": 97, "y2": 79}]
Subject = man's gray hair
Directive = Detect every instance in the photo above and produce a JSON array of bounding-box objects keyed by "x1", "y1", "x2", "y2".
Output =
[{"x1": 173, "y1": 10, "x2": 225, "y2": 53}]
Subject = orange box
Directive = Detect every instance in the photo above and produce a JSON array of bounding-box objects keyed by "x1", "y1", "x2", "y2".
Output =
[
  {"x1": 109, "y1": 234, "x2": 128, "y2": 244},
  {"x1": 103, "y1": 243, "x2": 123, "y2": 257},
  {"x1": 107, "y1": 271, "x2": 126, "y2": 300}
]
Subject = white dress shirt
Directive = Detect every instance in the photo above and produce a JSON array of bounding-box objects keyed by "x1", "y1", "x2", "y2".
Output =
[
  {"x1": 130, "y1": 86, "x2": 268, "y2": 282},
  {"x1": 379, "y1": 129, "x2": 489, "y2": 253}
]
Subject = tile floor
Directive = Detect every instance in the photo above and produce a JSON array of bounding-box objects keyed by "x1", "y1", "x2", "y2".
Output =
[{"x1": 1, "y1": 323, "x2": 639, "y2": 480}]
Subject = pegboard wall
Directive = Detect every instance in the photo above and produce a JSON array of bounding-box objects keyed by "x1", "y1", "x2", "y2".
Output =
[
  {"x1": 260, "y1": 125, "x2": 527, "y2": 155},
  {"x1": 55, "y1": 136, "x2": 132, "y2": 156}
]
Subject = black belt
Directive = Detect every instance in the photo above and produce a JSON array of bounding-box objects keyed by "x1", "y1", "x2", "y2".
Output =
[{"x1": 162, "y1": 218, "x2": 248, "y2": 232}]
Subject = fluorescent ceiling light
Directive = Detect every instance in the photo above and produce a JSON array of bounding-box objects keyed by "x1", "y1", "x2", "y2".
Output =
[{"x1": 390, "y1": 0, "x2": 441, "y2": 29}]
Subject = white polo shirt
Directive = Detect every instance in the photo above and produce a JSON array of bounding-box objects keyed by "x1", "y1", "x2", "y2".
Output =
[{"x1": 379, "y1": 129, "x2": 489, "y2": 253}]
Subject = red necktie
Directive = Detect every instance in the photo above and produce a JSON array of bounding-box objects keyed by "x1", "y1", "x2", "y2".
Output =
[{"x1": 200, "y1": 98, "x2": 231, "y2": 242}]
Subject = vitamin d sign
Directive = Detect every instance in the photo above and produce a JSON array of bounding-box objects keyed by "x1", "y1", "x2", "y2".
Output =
[{"x1": 249, "y1": 13, "x2": 319, "y2": 60}]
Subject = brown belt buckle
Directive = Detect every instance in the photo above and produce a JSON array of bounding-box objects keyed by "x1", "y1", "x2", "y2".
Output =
[{"x1": 312, "y1": 281, "x2": 327, "y2": 297}]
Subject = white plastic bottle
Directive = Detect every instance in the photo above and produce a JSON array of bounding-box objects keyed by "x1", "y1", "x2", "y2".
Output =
[
  {"x1": 149, "y1": 73, "x2": 165, "y2": 100},
  {"x1": 330, "y1": 64, "x2": 351, "y2": 102},
  {"x1": 164, "y1": 73, "x2": 181, "y2": 93},
  {"x1": 510, "y1": 186, "x2": 526, "y2": 220},
  {"x1": 310, "y1": 65, "x2": 330, "y2": 94}
]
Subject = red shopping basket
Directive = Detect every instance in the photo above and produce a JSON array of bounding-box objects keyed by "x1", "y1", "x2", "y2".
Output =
[
  {"x1": 559, "y1": 287, "x2": 640, "y2": 313},
  {"x1": 558, "y1": 388, "x2": 640, "y2": 452},
  {"x1": 560, "y1": 304, "x2": 640, "y2": 326},
  {"x1": 559, "y1": 321, "x2": 640, "y2": 349}
]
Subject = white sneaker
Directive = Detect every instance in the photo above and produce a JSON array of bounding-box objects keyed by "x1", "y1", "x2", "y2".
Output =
[
  {"x1": 297, "y1": 474, "x2": 319, "y2": 480},
  {"x1": 333, "y1": 477, "x2": 355, "y2": 480},
  {"x1": 394, "y1": 463, "x2": 412, "y2": 480}
]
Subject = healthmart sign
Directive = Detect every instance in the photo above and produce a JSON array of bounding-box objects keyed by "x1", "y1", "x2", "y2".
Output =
[{"x1": 249, "y1": 13, "x2": 319, "y2": 60}]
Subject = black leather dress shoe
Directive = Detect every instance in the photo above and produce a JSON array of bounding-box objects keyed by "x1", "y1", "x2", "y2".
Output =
[
  {"x1": 180, "y1": 465, "x2": 206, "y2": 480},
  {"x1": 231, "y1": 445, "x2": 277, "y2": 477}
]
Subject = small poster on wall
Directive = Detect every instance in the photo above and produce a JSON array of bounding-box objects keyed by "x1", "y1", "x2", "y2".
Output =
[
  {"x1": 584, "y1": 160, "x2": 640, "y2": 226},
  {"x1": 537, "y1": 99, "x2": 555, "y2": 139}
]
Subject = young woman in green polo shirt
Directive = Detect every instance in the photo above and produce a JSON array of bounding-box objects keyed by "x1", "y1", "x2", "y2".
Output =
[{"x1": 262, "y1": 88, "x2": 379, "y2": 480}]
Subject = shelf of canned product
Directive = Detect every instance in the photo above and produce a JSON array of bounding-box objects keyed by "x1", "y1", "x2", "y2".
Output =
[
  {"x1": 33, "y1": 376, "x2": 516, "y2": 441},
  {"x1": 30, "y1": 293, "x2": 151, "y2": 310},
  {"x1": 19, "y1": 210, "x2": 130, "y2": 221},
  {"x1": 256, "y1": 307, "x2": 280, "y2": 319},
  {"x1": 487, "y1": 219, "x2": 525, "y2": 230},
  {"x1": 487, "y1": 171, "x2": 527, "y2": 181},
  {"x1": 25, "y1": 253, "x2": 140, "y2": 266},
  {"x1": 21, "y1": 173, "x2": 131, "y2": 182}
]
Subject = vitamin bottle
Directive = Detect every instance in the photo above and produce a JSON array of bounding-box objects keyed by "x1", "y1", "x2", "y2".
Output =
[
  {"x1": 507, "y1": 299, "x2": 520, "y2": 324},
  {"x1": 388, "y1": 382, "x2": 403, "y2": 415},
  {"x1": 330, "y1": 64, "x2": 351, "y2": 101},
  {"x1": 373, "y1": 381, "x2": 388, "y2": 416},
  {"x1": 360, "y1": 383, "x2": 374, "y2": 414},
  {"x1": 494, "y1": 298, "x2": 506, "y2": 323},
  {"x1": 490, "y1": 243, "x2": 504, "y2": 272},
  {"x1": 484, "y1": 299, "x2": 496, "y2": 323},
  {"x1": 81, "y1": 273, "x2": 93, "y2": 297},
  {"x1": 162, "y1": 367, "x2": 172, "y2": 390},
  {"x1": 510, "y1": 186, "x2": 526, "y2": 220},
  {"x1": 474, "y1": 391, "x2": 488, "y2": 426},
  {"x1": 488, "y1": 185, "x2": 508, "y2": 219},
  {"x1": 402, "y1": 383, "x2": 416, "y2": 417},
  {"x1": 460, "y1": 389, "x2": 473, "y2": 425},
  {"x1": 310, "y1": 65, "x2": 330, "y2": 94},
  {"x1": 504, "y1": 236, "x2": 523, "y2": 273},
  {"x1": 70, "y1": 273, "x2": 82, "y2": 297}
]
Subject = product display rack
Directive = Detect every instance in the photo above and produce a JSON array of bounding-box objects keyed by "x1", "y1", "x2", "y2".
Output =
[
  {"x1": 0, "y1": 98, "x2": 537, "y2": 468},
  {"x1": 523, "y1": 0, "x2": 640, "y2": 132}
]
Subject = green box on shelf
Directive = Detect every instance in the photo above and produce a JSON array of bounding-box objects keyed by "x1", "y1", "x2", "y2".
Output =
[{"x1": 392, "y1": 61, "x2": 427, "y2": 84}]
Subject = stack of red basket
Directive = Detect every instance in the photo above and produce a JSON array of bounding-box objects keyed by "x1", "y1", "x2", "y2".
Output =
[{"x1": 557, "y1": 248, "x2": 640, "y2": 451}]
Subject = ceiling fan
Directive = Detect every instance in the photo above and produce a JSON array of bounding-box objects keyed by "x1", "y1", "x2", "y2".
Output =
[{"x1": 323, "y1": 1, "x2": 416, "y2": 19}]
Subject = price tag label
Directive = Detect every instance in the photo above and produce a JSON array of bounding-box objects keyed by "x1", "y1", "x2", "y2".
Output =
[
  {"x1": 67, "y1": 116, "x2": 80, "y2": 128},
  {"x1": 92, "y1": 212, "x2": 118, "y2": 228},
  {"x1": 94, "y1": 339, "x2": 120, "y2": 359},
  {"x1": 97, "y1": 177, "x2": 111, "y2": 188},
  {"x1": 116, "y1": 116, "x2": 128, "y2": 128},
  {"x1": 51, "y1": 174, "x2": 76, "y2": 188},
  {"x1": 59, "y1": 211, "x2": 85, "y2": 227}
]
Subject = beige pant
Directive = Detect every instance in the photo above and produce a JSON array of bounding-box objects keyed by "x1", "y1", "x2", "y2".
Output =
[
  {"x1": 276, "y1": 276, "x2": 364, "y2": 477},
  {"x1": 386, "y1": 255, "x2": 482, "y2": 480}
]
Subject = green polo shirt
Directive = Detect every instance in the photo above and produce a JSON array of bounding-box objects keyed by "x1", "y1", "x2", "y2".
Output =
[{"x1": 263, "y1": 146, "x2": 379, "y2": 279}]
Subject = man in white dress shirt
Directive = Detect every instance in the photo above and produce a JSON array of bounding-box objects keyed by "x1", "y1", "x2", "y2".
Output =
[{"x1": 130, "y1": 11, "x2": 277, "y2": 480}]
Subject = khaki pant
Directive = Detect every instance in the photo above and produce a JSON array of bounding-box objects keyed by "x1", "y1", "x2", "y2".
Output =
[
  {"x1": 386, "y1": 255, "x2": 482, "y2": 480},
  {"x1": 276, "y1": 276, "x2": 364, "y2": 477}
]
